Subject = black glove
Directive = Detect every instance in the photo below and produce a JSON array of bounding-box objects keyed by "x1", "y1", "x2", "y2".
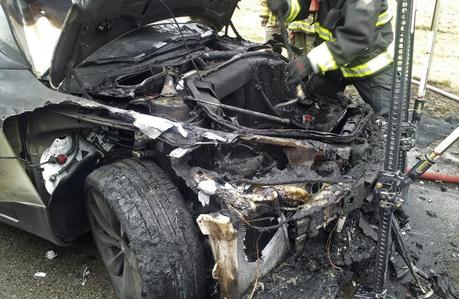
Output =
[
  {"x1": 267, "y1": 0, "x2": 289, "y2": 16},
  {"x1": 285, "y1": 55, "x2": 313, "y2": 86}
]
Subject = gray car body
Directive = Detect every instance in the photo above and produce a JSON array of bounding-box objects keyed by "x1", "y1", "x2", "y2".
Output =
[{"x1": 0, "y1": 0, "x2": 238, "y2": 244}]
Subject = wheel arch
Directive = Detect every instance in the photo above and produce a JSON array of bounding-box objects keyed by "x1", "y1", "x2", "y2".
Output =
[
  {"x1": 48, "y1": 152, "x2": 102, "y2": 244},
  {"x1": 1, "y1": 109, "x2": 105, "y2": 245}
]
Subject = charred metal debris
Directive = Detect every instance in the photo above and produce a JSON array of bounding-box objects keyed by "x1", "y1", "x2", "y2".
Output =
[{"x1": 1, "y1": 23, "x2": 386, "y2": 297}]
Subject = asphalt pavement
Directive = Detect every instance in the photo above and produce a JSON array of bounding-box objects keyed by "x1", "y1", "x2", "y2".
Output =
[{"x1": 0, "y1": 227, "x2": 115, "y2": 298}]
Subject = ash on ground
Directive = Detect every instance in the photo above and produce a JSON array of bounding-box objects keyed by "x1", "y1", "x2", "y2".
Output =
[{"x1": 253, "y1": 210, "x2": 459, "y2": 299}]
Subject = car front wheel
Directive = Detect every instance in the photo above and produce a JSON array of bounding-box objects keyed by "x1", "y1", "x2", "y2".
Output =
[{"x1": 84, "y1": 159, "x2": 205, "y2": 299}]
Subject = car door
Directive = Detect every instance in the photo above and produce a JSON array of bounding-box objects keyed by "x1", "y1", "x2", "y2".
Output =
[{"x1": 0, "y1": 4, "x2": 47, "y2": 226}]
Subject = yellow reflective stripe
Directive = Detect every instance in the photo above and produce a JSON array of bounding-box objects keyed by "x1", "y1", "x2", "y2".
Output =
[
  {"x1": 286, "y1": 0, "x2": 301, "y2": 22},
  {"x1": 266, "y1": 13, "x2": 278, "y2": 26},
  {"x1": 260, "y1": 11, "x2": 270, "y2": 17},
  {"x1": 260, "y1": 0, "x2": 278, "y2": 26},
  {"x1": 314, "y1": 23, "x2": 334, "y2": 41},
  {"x1": 288, "y1": 21, "x2": 316, "y2": 33},
  {"x1": 341, "y1": 51, "x2": 393, "y2": 78},
  {"x1": 260, "y1": 0, "x2": 270, "y2": 16},
  {"x1": 307, "y1": 42, "x2": 338, "y2": 72},
  {"x1": 313, "y1": 11, "x2": 391, "y2": 41},
  {"x1": 260, "y1": 7, "x2": 270, "y2": 16},
  {"x1": 376, "y1": 10, "x2": 392, "y2": 26}
]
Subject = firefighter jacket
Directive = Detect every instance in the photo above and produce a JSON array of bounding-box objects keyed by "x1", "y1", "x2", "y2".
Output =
[
  {"x1": 283, "y1": 0, "x2": 394, "y2": 78},
  {"x1": 260, "y1": 0, "x2": 279, "y2": 27},
  {"x1": 288, "y1": 16, "x2": 316, "y2": 34}
]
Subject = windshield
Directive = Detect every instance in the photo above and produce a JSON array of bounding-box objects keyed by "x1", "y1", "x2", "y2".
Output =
[
  {"x1": 0, "y1": 3, "x2": 23, "y2": 63},
  {"x1": 1, "y1": 0, "x2": 72, "y2": 75}
]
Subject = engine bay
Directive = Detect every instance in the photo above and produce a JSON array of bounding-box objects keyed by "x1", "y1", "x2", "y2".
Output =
[
  {"x1": 66, "y1": 23, "x2": 368, "y2": 139},
  {"x1": 56, "y1": 23, "x2": 382, "y2": 190}
]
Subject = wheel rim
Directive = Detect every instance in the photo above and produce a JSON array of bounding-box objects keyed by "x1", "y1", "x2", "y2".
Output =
[{"x1": 87, "y1": 191, "x2": 144, "y2": 298}]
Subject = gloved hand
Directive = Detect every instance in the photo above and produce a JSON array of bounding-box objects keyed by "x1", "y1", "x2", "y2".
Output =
[
  {"x1": 267, "y1": 0, "x2": 288, "y2": 16},
  {"x1": 285, "y1": 55, "x2": 313, "y2": 86}
]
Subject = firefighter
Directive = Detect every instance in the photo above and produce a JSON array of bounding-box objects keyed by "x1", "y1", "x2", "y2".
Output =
[
  {"x1": 268, "y1": 0, "x2": 394, "y2": 116},
  {"x1": 260, "y1": 0, "x2": 281, "y2": 42},
  {"x1": 288, "y1": 16, "x2": 316, "y2": 54}
]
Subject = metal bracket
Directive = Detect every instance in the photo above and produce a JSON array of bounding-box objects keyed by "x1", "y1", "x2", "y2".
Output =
[
  {"x1": 375, "y1": 171, "x2": 409, "y2": 205},
  {"x1": 294, "y1": 217, "x2": 310, "y2": 255},
  {"x1": 400, "y1": 122, "x2": 417, "y2": 151}
]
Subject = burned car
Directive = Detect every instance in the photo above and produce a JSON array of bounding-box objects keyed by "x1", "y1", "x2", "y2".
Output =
[{"x1": 0, "y1": 0, "x2": 384, "y2": 298}]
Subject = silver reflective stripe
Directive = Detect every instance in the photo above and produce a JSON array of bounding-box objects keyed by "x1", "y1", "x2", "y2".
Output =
[{"x1": 341, "y1": 51, "x2": 393, "y2": 78}]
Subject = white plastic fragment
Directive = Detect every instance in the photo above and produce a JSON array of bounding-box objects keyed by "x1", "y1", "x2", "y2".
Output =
[
  {"x1": 34, "y1": 272, "x2": 47, "y2": 278},
  {"x1": 198, "y1": 191, "x2": 210, "y2": 207},
  {"x1": 176, "y1": 125, "x2": 188, "y2": 138},
  {"x1": 198, "y1": 180, "x2": 218, "y2": 195},
  {"x1": 82, "y1": 267, "x2": 90, "y2": 286},
  {"x1": 131, "y1": 112, "x2": 174, "y2": 139},
  {"x1": 202, "y1": 132, "x2": 227, "y2": 142},
  {"x1": 169, "y1": 147, "x2": 194, "y2": 158},
  {"x1": 45, "y1": 250, "x2": 57, "y2": 260},
  {"x1": 336, "y1": 216, "x2": 347, "y2": 233},
  {"x1": 223, "y1": 183, "x2": 235, "y2": 190}
]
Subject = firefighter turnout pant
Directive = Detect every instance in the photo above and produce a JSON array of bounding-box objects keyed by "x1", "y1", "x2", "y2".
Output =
[{"x1": 305, "y1": 64, "x2": 393, "y2": 117}]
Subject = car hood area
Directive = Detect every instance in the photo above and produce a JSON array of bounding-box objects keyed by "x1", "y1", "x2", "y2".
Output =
[
  {"x1": 49, "y1": 0, "x2": 239, "y2": 85},
  {"x1": 0, "y1": 0, "x2": 239, "y2": 82}
]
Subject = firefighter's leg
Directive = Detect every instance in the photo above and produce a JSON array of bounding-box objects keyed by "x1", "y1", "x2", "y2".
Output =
[
  {"x1": 352, "y1": 64, "x2": 393, "y2": 117},
  {"x1": 290, "y1": 32, "x2": 315, "y2": 54},
  {"x1": 290, "y1": 32, "x2": 306, "y2": 53}
]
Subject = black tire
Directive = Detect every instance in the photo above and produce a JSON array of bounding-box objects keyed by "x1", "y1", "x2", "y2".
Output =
[{"x1": 84, "y1": 159, "x2": 205, "y2": 299}]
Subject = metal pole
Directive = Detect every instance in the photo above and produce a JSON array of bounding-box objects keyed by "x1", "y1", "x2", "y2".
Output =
[
  {"x1": 188, "y1": 97, "x2": 304, "y2": 128},
  {"x1": 417, "y1": 0, "x2": 441, "y2": 98},
  {"x1": 412, "y1": 0, "x2": 442, "y2": 122},
  {"x1": 371, "y1": 0, "x2": 417, "y2": 295},
  {"x1": 412, "y1": 79, "x2": 459, "y2": 103}
]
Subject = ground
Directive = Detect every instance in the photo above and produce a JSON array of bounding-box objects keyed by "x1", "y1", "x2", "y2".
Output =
[
  {"x1": 252, "y1": 181, "x2": 459, "y2": 298},
  {"x1": 1, "y1": 1, "x2": 458, "y2": 298},
  {"x1": 0, "y1": 230, "x2": 115, "y2": 298}
]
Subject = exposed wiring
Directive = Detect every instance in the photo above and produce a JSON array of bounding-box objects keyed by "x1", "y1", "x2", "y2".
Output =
[
  {"x1": 49, "y1": 135, "x2": 80, "y2": 182},
  {"x1": 156, "y1": 0, "x2": 203, "y2": 80},
  {"x1": 235, "y1": 176, "x2": 347, "y2": 185},
  {"x1": 0, "y1": 135, "x2": 79, "y2": 169},
  {"x1": 326, "y1": 221, "x2": 343, "y2": 271},
  {"x1": 228, "y1": 203, "x2": 295, "y2": 233},
  {"x1": 248, "y1": 232, "x2": 263, "y2": 299},
  {"x1": 0, "y1": 156, "x2": 51, "y2": 168},
  {"x1": 228, "y1": 200, "x2": 345, "y2": 268},
  {"x1": 256, "y1": 84, "x2": 282, "y2": 116},
  {"x1": 275, "y1": 98, "x2": 299, "y2": 109}
]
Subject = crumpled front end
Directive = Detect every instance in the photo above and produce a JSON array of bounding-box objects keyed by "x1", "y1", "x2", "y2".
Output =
[{"x1": 169, "y1": 123, "x2": 383, "y2": 296}]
